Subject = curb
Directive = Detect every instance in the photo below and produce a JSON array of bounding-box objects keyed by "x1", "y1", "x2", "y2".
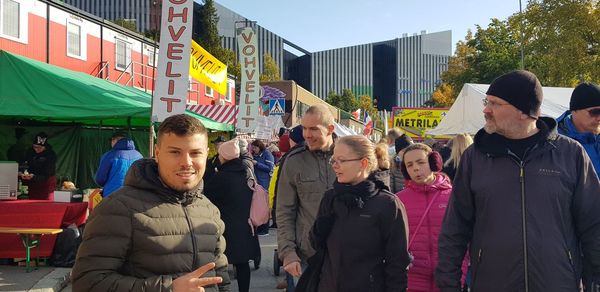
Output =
[{"x1": 27, "y1": 268, "x2": 71, "y2": 292}]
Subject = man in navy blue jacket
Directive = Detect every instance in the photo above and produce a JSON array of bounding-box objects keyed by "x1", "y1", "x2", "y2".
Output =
[
  {"x1": 95, "y1": 132, "x2": 143, "y2": 197},
  {"x1": 556, "y1": 82, "x2": 600, "y2": 173}
]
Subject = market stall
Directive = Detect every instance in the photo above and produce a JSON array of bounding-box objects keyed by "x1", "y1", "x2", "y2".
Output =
[{"x1": 0, "y1": 200, "x2": 87, "y2": 259}]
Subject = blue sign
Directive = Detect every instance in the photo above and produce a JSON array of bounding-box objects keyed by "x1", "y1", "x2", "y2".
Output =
[{"x1": 269, "y1": 98, "x2": 285, "y2": 116}]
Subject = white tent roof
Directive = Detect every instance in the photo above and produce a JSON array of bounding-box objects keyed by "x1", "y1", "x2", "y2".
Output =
[
  {"x1": 334, "y1": 122, "x2": 359, "y2": 136},
  {"x1": 427, "y1": 83, "x2": 573, "y2": 136}
]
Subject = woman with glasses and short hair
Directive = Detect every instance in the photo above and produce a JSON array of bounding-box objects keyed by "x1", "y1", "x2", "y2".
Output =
[{"x1": 303, "y1": 135, "x2": 410, "y2": 292}]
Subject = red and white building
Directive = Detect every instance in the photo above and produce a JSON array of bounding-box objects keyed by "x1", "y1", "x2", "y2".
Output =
[{"x1": 0, "y1": 0, "x2": 235, "y2": 106}]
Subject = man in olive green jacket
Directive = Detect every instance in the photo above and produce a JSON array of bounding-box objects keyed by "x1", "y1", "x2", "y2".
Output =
[
  {"x1": 276, "y1": 104, "x2": 336, "y2": 278},
  {"x1": 72, "y1": 114, "x2": 229, "y2": 292}
]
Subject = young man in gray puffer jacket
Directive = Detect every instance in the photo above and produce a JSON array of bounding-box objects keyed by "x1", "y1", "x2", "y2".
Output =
[{"x1": 73, "y1": 114, "x2": 230, "y2": 292}]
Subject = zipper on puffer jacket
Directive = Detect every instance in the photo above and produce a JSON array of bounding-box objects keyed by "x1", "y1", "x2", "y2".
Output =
[{"x1": 183, "y1": 206, "x2": 198, "y2": 269}]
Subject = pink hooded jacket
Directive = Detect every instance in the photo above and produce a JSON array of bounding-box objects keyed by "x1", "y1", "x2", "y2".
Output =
[{"x1": 397, "y1": 173, "x2": 466, "y2": 292}]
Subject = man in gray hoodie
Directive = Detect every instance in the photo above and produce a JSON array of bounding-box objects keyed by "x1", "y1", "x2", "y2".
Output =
[{"x1": 435, "y1": 70, "x2": 600, "y2": 292}]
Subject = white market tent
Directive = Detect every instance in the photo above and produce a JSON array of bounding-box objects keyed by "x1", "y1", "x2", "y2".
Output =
[
  {"x1": 334, "y1": 122, "x2": 359, "y2": 136},
  {"x1": 427, "y1": 83, "x2": 573, "y2": 136}
]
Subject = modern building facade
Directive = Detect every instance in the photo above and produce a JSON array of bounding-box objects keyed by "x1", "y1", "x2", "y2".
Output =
[{"x1": 63, "y1": 0, "x2": 452, "y2": 110}]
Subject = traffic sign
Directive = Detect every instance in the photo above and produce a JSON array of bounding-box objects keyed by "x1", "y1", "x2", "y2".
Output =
[{"x1": 269, "y1": 98, "x2": 285, "y2": 116}]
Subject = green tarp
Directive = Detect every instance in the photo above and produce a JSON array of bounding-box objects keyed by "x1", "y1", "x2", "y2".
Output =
[
  {"x1": 0, "y1": 50, "x2": 233, "y2": 131},
  {"x1": 0, "y1": 50, "x2": 234, "y2": 189}
]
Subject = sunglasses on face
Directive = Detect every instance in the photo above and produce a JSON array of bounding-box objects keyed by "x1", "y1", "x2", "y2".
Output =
[{"x1": 588, "y1": 108, "x2": 600, "y2": 117}]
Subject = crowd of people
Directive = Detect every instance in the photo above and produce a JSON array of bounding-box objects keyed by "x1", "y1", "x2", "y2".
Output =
[{"x1": 68, "y1": 70, "x2": 599, "y2": 292}]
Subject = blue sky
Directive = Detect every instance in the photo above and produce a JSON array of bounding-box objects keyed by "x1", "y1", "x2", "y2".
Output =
[{"x1": 214, "y1": 0, "x2": 526, "y2": 54}]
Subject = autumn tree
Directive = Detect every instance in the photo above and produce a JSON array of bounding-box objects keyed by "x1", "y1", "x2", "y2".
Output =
[
  {"x1": 358, "y1": 95, "x2": 383, "y2": 129},
  {"x1": 260, "y1": 53, "x2": 281, "y2": 82},
  {"x1": 427, "y1": 83, "x2": 456, "y2": 108}
]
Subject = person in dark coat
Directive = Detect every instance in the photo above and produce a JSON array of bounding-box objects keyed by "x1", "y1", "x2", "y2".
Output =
[
  {"x1": 204, "y1": 135, "x2": 226, "y2": 182},
  {"x1": 307, "y1": 135, "x2": 410, "y2": 292},
  {"x1": 436, "y1": 70, "x2": 600, "y2": 292},
  {"x1": 205, "y1": 139, "x2": 257, "y2": 292},
  {"x1": 20, "y1": 132, "x2": 57, "y2": 200}
]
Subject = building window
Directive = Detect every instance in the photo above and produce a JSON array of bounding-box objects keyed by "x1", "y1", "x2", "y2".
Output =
[
  {"x1": 115, "y1": 38, "x2": 131, "y2": 71},
  {"x1": 147, "y1": 48, "x2": 156, "y2": 67},
  {"x1": 224, "y1": 79, "x2": 233, "y2": 102},
  {"x1": 67, "y1": 22, "x2": 81, "y2": 56},
  {"x1": 0, "y1": 0, "x2": 28, "y2": 43},
  {"x1": 205, "y1": 85, "x2": 213, "y2": 98}
]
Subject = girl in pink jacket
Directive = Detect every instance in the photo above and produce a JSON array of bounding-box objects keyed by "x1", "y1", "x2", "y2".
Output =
[{"x1": 396, "y1": 143, "x2": 465, "y2": 292}]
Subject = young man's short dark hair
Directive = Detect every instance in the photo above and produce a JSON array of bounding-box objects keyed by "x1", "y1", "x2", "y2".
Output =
[{"x1": 157, "y1": 114, "x2": 207, "y2": 145}]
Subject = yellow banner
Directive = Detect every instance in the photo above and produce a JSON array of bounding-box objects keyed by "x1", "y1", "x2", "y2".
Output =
[
  {"x1": 392, "y1": 107, "x2": 452, "y2": 140},
  {"x1": 189, "y1": 40, "x2": 228, "y2": 95}
]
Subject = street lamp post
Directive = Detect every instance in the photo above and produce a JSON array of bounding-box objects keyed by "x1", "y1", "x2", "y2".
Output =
[{"x1": 519, "y1": 0, "x2": 525, "y2": 69}]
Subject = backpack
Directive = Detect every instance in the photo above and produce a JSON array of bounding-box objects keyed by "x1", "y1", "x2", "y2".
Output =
[
  {"x1": 49, "y1": 224, "x2": 82, "y2": 267},
  {"x1": 246, "y1": 167, "x2": 270, "y2": 227}
]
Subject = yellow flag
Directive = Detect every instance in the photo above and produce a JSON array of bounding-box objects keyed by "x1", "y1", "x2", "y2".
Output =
[{"x1": 189, "y1": 40, "x2": 228, "y2": 95}]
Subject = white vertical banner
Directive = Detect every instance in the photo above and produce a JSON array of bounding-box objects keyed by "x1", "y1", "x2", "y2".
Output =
[
  {"x1": 236, "y1": 26, "x2": 261, "y2": 133},
  {"x1": 151, "y1": 0, "x2": 194, "y2": 122}
]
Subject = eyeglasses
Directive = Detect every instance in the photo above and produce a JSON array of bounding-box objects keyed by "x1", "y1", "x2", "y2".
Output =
[
  {"x1": 482, "y1": 98, "x2": 511, "y2": 108},
  {"x1": 588, "y1": 108, "x2": 600, "y2": 117},
  {"x1": 329, "y1": 157, "x2": 364, "y2": 166}
]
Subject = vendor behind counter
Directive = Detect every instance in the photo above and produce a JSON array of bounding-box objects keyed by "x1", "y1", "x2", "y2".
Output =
[{"x1": 19, "y1": 132, "x2": 57, "y2": 200}]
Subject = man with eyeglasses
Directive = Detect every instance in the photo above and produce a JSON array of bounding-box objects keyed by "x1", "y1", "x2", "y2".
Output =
[
  {"x1": 436, "y1": 70, "x2": 600, "y2": 292},
  {"x1": 556, "y1": 82, "x2": 600, "y2": 173},
  {"x1": 276, "y1": 104, "x2": 336, "y2": 290}
]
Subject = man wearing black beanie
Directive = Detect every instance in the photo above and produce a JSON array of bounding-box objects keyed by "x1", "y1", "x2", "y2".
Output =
[
  {"x1": 436, "y1": 70, "x2": 600, "y2": 292},
  {"x1": 556, "y1": 82, "x2": 600, "y2": 173}
]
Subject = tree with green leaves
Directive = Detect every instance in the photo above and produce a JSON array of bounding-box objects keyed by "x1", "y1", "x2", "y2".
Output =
[
  {"x1": 195, "y1": 0, "x2": 221, "y2": 55},
  {"x1": 259, "y1": 53, "x2": 281, "y2": 82},
  {"x1": 112, "y1": 19, "x2": 137, "y2": 32},
  {"x1": 326, "y1": 89, "x2": 359, "y2": 113},
  {"x1": 193, "y1": 0, "x2": 241, "y2": 79},
  {"x1": 437, "y1": 0, "x2": 599, "y2": 104},
  {"x1": 357, "y1": 95, "x2": 383, "y2": 129}
]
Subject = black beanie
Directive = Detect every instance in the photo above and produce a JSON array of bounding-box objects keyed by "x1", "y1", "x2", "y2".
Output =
[
  {"x1": 394, "y1": 134, "x2": 413, "y2": 154},
  {"x1": 486, "y1": 70, "x2": 543, "y2": 118},
  {"x1": 570, "y1": 82, "x2": 600, "y2": 111}
]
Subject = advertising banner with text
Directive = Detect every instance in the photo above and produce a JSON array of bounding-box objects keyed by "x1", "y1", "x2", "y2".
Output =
[
  {"x1": 190, "y1": 40, "x2": 227, "y2": 95},
  {"x1": 152, "y1": 0, "x2": 193, "y2": 122},
  {"x1": 392, "y1": 107, "x2": 451, "y2": 140},
  {"x1": 235, "y1": 26, "x2": 261, "y2": 133}
]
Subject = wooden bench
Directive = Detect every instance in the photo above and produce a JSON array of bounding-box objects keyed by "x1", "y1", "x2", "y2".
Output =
[{"x1": 0, "y1": 227, "x2": 63, "y2": 272}]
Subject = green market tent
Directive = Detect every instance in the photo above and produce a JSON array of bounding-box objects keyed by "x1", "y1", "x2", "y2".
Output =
[
  {"x1": 0, "y1": 50, "x2": 233, "y2": 131},
  {"x1": 0, "y1": 50, "x2": 233, "y2": 189}
]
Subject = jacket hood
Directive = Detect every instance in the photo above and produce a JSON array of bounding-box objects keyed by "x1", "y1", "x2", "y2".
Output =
[
  {"x1": 124, "y1": 158, "x2": 203, "y2": 204},
  {"x1": 473, "y1": 116, "x2": 559, "y2": 156},
  {"x1": 114, "y1": 138, "x2": 136, "y2": 151},
  {"x1": 371, "y1": 169, "x2": 391, "y2": 191},
  {"x1": 405, "y1": 172, "x2": 452, "y2": 192}
]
